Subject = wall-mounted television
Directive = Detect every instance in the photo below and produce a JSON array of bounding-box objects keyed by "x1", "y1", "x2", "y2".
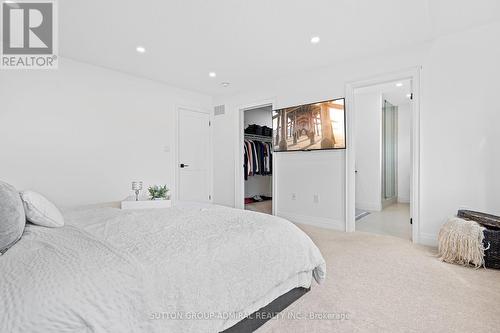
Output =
[{"x1": 272, "y1": 98, "x2": 346, "y2": 152}]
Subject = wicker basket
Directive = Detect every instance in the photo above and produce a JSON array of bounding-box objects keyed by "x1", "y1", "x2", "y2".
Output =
[
  {"x1": 482, "y1": 229, "x2": 500, "y2": 269},
  {"x1": 458, "y1": 210, "x2": 500, "y2": 269}
]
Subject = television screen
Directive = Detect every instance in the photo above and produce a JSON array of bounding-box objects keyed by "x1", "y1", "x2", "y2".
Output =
[{"x1": 272, "y1": 98, "x2": 346, "y2": 152}]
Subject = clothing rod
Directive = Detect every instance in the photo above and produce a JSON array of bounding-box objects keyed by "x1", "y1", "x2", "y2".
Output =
[{"x1": 244, "y1": 134, "x2": 273, "y2": 143}]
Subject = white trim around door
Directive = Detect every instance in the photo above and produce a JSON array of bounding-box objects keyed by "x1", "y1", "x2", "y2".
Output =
[
  {"x1": 234, "y1": 98, "x2": 277, "y2": 214},
  {"x1": 345, "y1": 66, "x2": 422, "y2": 243},
  {"x1": 174, "y1": 105, "x2": 214, "y2": 204}
]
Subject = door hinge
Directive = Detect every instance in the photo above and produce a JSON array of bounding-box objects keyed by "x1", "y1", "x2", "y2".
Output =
[
  {"x1": 209, "y1": 121, "x2": 211, "y2": 126},
  {"x1": 209, "y1": 195, "x2": 212, "y2": 200},
  {"x1": 410, "y1": 93, "x2": 414, "y2": 100},
  {"x1": 410, "y1": 218, "x2": 413, "y2": 225}
]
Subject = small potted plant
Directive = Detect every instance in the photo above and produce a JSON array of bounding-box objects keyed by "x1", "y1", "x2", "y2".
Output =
[{"x1": 148, "y1": 185, "x2": 169, "y2": 200}]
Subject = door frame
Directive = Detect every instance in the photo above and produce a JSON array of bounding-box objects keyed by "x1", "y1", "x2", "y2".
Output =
[
  {"x1": 381, "y1": 99, "x2": 399, "y2": 209},
  {"x1": 345, "y1": 67, "x2": 421, "y2": 243},
  {"x1": 174, "y1": 105, "x2": 214, "y2": 203},
  {"x1": 234, "y1": 98, "x2": 277, "y2": 214}
]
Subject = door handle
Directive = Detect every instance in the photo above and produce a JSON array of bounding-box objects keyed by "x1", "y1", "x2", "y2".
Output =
[{"x1": 180, "y1": 163, "x2": 189, "y2": 168}]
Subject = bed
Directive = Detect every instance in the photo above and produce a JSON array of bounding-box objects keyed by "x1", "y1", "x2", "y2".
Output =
[{"x1": 0, "y1": 202, "x2": 326, "y2": 333}]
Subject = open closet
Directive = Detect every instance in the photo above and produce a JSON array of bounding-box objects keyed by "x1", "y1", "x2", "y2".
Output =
[{"x1": 243, "y1": 106, "x2": 273, "y2": 215}]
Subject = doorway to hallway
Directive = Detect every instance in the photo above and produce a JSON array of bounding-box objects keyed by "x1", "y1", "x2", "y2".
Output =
[{"x1": 351, "y1": 78, "x2": 414, "y2": 240}]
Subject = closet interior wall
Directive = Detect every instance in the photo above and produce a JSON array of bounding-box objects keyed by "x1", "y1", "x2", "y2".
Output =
[{"x1": 244, "y1": 106, "x2": 273, "y2": 211}]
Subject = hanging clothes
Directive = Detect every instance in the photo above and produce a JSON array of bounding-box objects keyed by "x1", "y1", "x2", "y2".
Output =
[
  {"x1": 244, "y1": 139, "x2": 273, "y2": 179},
  {"x1": 243, "y1": 143, "x2": 249, "y2": 180}
]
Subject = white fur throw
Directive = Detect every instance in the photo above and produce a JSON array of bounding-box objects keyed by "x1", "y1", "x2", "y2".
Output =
[{"x1": 438, "y1": 217, "x2": 487, "y2": 268}]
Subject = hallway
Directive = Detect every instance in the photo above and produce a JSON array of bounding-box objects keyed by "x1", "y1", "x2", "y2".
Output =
[{"x1": 356, "y1": 203, "x2": 411, "y2": 240}]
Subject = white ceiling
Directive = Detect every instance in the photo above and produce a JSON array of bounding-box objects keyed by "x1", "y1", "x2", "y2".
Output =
[{"x1": 58, "y1": 0, "x2": 500, "y2": 95}]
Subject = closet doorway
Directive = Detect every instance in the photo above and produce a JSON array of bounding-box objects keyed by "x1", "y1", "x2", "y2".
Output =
[{"x1": 235, "y1": 102, "x2": 275, "y2": 215}]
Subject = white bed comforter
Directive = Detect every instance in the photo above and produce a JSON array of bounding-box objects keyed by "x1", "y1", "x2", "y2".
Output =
[{"x1": 0, "y1": 204, "x2": 326, "y2": 333}]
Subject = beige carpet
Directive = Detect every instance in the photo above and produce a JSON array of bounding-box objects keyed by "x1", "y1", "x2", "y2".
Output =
[{"x1": 257, "y1": 224, "x2": 500, "y2": 333}]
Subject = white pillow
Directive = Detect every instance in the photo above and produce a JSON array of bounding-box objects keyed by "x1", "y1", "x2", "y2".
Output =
[
  {"x1": 20, "y1": 190, "x2": 64, "y2": 228},
  {"x1": 0, "y1": 181, "x2": 26, "y2": 254}
]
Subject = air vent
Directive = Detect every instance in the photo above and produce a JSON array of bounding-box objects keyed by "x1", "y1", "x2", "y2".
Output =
[{"x1": 214, "y1": 105, "x2": 225, "y2": 116}]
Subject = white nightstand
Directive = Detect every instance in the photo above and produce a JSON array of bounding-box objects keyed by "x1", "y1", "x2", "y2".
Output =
[{"x1": 120, "y1": 196, "x2": 172, "y2": 210}]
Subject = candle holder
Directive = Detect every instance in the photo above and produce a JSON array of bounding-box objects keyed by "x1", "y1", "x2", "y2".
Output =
[{"x1": 131, "y1": 181, "x2": 143, "y2": 201}]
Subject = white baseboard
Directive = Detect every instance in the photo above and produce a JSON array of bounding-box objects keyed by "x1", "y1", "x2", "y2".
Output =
[
  {"x1": 277, "y1": 211, "x2": 345, "y2": 231},
  {"x1": 419, "y1": 232, "x2": 438, "y2": 247},
  {"x1": 355, "y1": 202, "x2": 382, "y2": 212},
  {"x1": 397, "y1": 197, "x2": 410, "y2": 204},
  {"x1": 382, "y1": 197, "x2": 397, "y2": 209}
]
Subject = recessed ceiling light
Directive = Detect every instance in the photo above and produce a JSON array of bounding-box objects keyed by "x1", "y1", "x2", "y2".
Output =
[
  {"x1": 209, "y1": 72, "x2": 217, "y2": 78},
  {"x1": 396, "y1": 82, "x2": 403, "y2": 87},
  {"x1": 136, "y1": 46, "x2": 146, "y2": 53},
  {"x1": 221, "y1": 82, "x2": 230, "y2": 88},
  {"x1": 310, "y1": 36, "x2": 320, "y2": 44}
]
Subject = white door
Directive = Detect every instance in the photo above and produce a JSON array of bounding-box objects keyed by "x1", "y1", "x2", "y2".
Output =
[{"x1": 177, "y1": 108, "x2": 211, "y2": 202}]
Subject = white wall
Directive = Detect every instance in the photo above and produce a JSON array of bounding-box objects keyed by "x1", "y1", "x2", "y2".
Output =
[
  {"x1": 0, "y1": 58, "x2": 212, "y2": 207},
  {"x1": 213, "y1": 44, "x2": 430, "y2": 230},
  {"x1": 397, "y1": 103, "x2": 411, "y2": 203},
  {"x1": 419, "y1": 21, "x2": 500, "y2": 244},
  {"x1": 4, "y1": 18, "x2": 495, "y2": 247},
  {"x1": 275, "y1": 150, "x2": 345, "y2": 229},
  {"x1": 354, "y1": 92, "x2": 382, "y2": 211},
  {"x1": 244, "y1": 106, "x2": 272, "y2": 198},
  {"x1": 213, "y1": 20, "x2": 500, "y2": 242}
]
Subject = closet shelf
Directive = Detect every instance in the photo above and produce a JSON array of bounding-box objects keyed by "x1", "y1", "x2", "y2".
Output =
[{"x1": 244, "y1": 134, "x2": 273, "y2": 143}]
